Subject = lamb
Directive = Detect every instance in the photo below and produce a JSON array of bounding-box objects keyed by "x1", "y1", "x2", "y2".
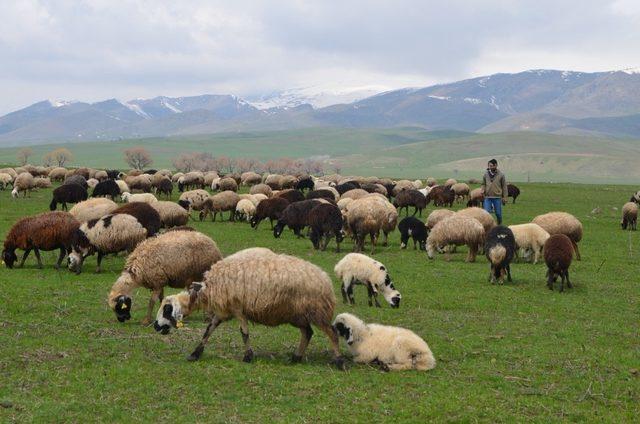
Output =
[
  {"x1": 451, "y1": 182, "x2": 470, "y2": 202},
  {"x1": 121, "y1": 192, "x2": 158, "y2": 204},
  {"x1": 48, "y1": 167, "x2": 67, "y2": 182},
  {"x1": 108, "y1": 230, "x2": 222, "y2": 324},
  {"x1": 150, "y1": 201, "x2": 190, "y2": 228},
  {"x1": 426, "y1": 209, "x2": 455, "y2": 233},
  {"x1": 2, "y1": 211, "x2": 80, "y2": 269},
  {"x1": 275, "y1": 189, "x2": 305, "y2": 203},
  {"x1": 177, "y1": 171, "x2": 205, "y2": 192},
  {"x1": 68, "y1": 214, "x2": 148, "y2": 274},
  {"x1": 308, "y1": 203, "x2": 344, "y2": 252},
  {"x1": 393, "y1": 190, "x2": 427, "y2": 216},
  {"x1": 69, "y1": 198, "x2": 118, "y2": 223},
  {"x1": 273, "y1": 199, "x2": 324, "y2": 238},
  {"x1": 49, "y1": 183, "x2": 88, "y2": 211},
  {"x1": 111, "y1": 202, "x2": 162, "y2": 237},
  {"x1": 11, "y1": 172, "x2": 35, "y2": 198},
  {"x1": 507, "y1": 184, "x2": 521, "y2": 204},
  {"x1": 398, "y1": 216, "x2": 427, "y2": 250},
  {"x1": 250, "y1": 183, "x2": 273, "y2": 198},
  {"x1": 153, "y1": 252, "x2": 345, "y2": 369},
  {"x1": 484, "y1": 226, "x2": 516, "y2": 284},
  {"x1": 0, "y1": 173, "x2": 13, "y2": 190},
  {"x1": 201, "y1": 191, "x2": 240, "y2": 221},
  {"x1": 92, "y1": 179, "x2": 121, "y2": 199},
  {"x1": 250, "y1": 197, "x2": 290, "y2": 229},
  {"x1": 621, "y1": 202, "x2": 638, "y2": 230},
  {"x1": 334, "y1": 253, "x2": 401, "y2": 308},
  {"x1": 532, "y1": 212, "x2": 583, "y2": 260},
  {"x1": 456, "y1": 207, "x2": 496, "y2": 234},
  {"x1": 544, "y1": 234, "x2": 574, "y2": 292},
  {"x1": 333, "y1": 313, "x2": 435, "y2": 371},
  {"x1": 234, "y1": 198, "x2": 257, "y2": 222},
  {"x1": 508, "y1": 223, "x2": 550, "y2": 264},
  {"x1": 426, "y1": 215, "x2": 485, "y2": 262}
]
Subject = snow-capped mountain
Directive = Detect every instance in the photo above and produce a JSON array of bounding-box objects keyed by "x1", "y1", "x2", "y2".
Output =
[{"x1": 247, "y1": 85, "x2": 388, "y2": 109}]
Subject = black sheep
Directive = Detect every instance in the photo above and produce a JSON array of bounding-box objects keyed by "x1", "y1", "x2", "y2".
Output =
[
  {"x1": 295, "y1": 177, "x2": 315, "y2": 192},
  {"x1": 250, "y1": 197, "x2": 290, "y2": 230},
  {"x1": 308, "y1": 203, "x2": 344, "y2": 252},
  {"x1": 111, "y1": 202, "x2": 161, "y2": 237},
  {"x1": 507, "y1": 184, "x2": 520, "y2": 204},
  {"x1": 105, "y1": 170, "x2": 120, "y2": 179},
  {"x1": 335, "y1": 182, "x2": 360, "y2": 195},
  {"x1": 50, "y1": 184, "x2": 88, "y2": 211},
  {"x1": 273, "y1": 199, "x2": 323, "y2": 238},
  {"x1": 156, "y1": 178, "x2": 173, "y2": 199},
  {"x1": 63, "y1": 174, "x2": 88, "y2": 189},
  {"x1": 276, "y1": 189, "x2": 305, "y2": 204},
  {"x1": 306, "y1": 189, "x2": 335, "y2": 202},
  {"x1": 92, "y1": 179, "x2": 120, "y2": 199},
  {"x1": 394, "y1": 190, "x2": 427, "y2": 216},
  {"x1": 544, "y1": 234, "x2": 574, "y2": 292},
  {"x1": 484, "y1": 226, "x2": 516, "y2": 284},
  {"x1": 398, "y1": 217, "x2": 427, "y2": 250}
]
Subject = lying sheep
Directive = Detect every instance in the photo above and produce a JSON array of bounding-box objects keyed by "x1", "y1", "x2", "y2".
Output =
[
  {"x1": 333, "y1": 313, "x2": 435, "y2": 372},
  {"x1": 308, "y1": 203, "x2": 344, "y2": 252},
  {"x1": 532, "y1": 212, "x2": 583, "y2": 260},
  {"x1": 398, "y1": 216, "x2": 427, "y2": 250},
  {"x1": 49, "y1": 183, "x2": 88, "y2": 211},
  {"x1": 69, "y1": 198, "x2": 118, "y2": 223},
  {"x1": 150, "y1": 201, "x2": 190, "y2": 228},
  {"x1": 334, "y1": 253, "x2": 401, "y2": 308},
  {"x1": 250, "y1": 197, "x2": 290, "y2": 230},
  {"x1": 153, "y1": 252, "x2": 345, "y2": 369},
  {"x1": 235, "y1": 198, "x2": 256, "y2": 222},
  {"x1": 426, "y1": 215, "x2": 484, "y2": 262},
  {"x1": 201, "y1": 191, "x2": 240, "y2": 222},
  {"x1": 544, "y1": 234, "x2": 574, "y2": 292},
  {"x1": 484, "y1": 226, "x2": 516, "y2": 284},
  {"x1": 508, "y1": 223, "x2": 550, "y2": 264},
  {"x1": 2, "y1": 211, "x2": 80, "y2": 269},
  {"x1": 108, "y1": 230, "x2": 222, "y2": 324},
  {"x1": 621, "y1": 202, "x2": 638, "y2": 230},
  {"x1": 121, "y1": 192, "x2": 158, "y2": 204}
]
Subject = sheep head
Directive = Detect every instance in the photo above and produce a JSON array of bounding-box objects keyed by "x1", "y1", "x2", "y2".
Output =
[
  {"x1": 2, "y1": 249, "x2": 17, "y2": 269},
  {"x1": 153, "y1": 284, "x2": 202, "y2": 334},
  {"x1": 379, "y1": 272, "x2": 401, "y2": 308}
]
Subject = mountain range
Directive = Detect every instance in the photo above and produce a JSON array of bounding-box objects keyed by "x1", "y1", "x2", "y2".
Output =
[{"x1": 2, "y1": 68, "x2": 640, "y2": 145}]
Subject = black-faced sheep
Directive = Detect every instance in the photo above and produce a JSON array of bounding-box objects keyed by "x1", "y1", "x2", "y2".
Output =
[
  {"x1": 153, "y1": 252, "x2": 345, "y2": 369},
  {"x1": 295, "y1": 176, "x2": 315, "y2": 192},
  {"x1": 2, "y1": 211, "x2": 80, "y2": 269},
  {"x1": 234, "y1": 199, "x2": 256, "y2": 222},
  {"x1": 200, "y1": 191, "x2": 240, "y2": 222},
  {"x1": 508, "y1": 223, "x2": 550, "y2": 264},
  {"x1": 334, "y1": 253, "x2": 401, "y2": 308},
  {"x1": 393, "y1": 190, "x2": 427, "y2": 217},
  {"x1": 49, "y1": 183, "x2": 88, "y2": 211},
  {"x1": 308, "y1": 203, "x2": 344, "y2": 252},
  {"x1": 150, "y1": 201, "x2": 190, "y2": 228},
  {"x1": 544, "y1": 234, "x2": 574, "y2": 292},
  {"x1": 532, "y1": 212, "x2": 583, "y2": 260},
  {"x1": 69, "y1": 198, "x2": 118, "y2": 223},
  {"x1": 108, "y1": 230, "x2": 222, "y2": 324},
  {"x1": 484, "y1": 226, "x2": 516, "y2": 284},
  {"x1": 507, "y1": 184, "x2": 520, "y2": 204},
  {"x1": 426, "y1": 215, "x2": 484, "y2": 262},
  {"x1": 621, "y1": 202, "x2": 638, "y2": 230},
  {"x1": 275, "y1": 189, "x2": 305, "y2": 204},
  {"x1": 92, "y1": 179, "x2": 121, "y2": 199},
  {"x1": 111, "y1": 202, "x2": 162, "y2": 237},
  {"x1": 398, "y1": 216, "x2": 427, "y2": 250},
  {"x1": 250, "y1": 197, "x2": 290, "y2": 229},
  {"x1": 273, "y1": 199, "x2": 323, "y2": 238},
  {"x1": 333, "y1": 313, "x2": 435, "y2": 372}
]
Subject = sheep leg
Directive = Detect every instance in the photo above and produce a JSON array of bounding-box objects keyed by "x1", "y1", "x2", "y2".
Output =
[
  {"x1": 187, "y1": 315, "x2": 223, "y2": 361},
  {"x1": 239, "y1": 317, "x2": 253, "y2": 363},
  {"x1": 466, "y1": 244, "x2": 478, "y2": 262},
  {"x1": 95, "y1": 252, "x2": 105, "y2": 273},
  {"x1": 142, "y1": 288, "x2": 163, "y2": 326},
  {"x1": 18, "y1": 248, "x2": 32, "y2": 267},
  {"x1": 55, "y1": 247, "x2": 66, "y2": 270},
  {"x1": 33, "y1": 248, "x2": 43, "y2": 269},
  {"x1": 565, "y1": 270, "x2": 572, "y2": 288},
  {"x1": 572, "y1": 242, "x2": 581, "y2": 261},
  {"x1": 347, "y1": 280, "x2": 356, "y2": 305},
  {"x1": 546, "y1": 269, "x2": 554, "y2": 290},
  {"x1": 533, "y1": 247, "x2": 540, "y2": 264},
  {"x1": 317, "y1": 322, "x2": 345, "y2": 370},
  {"x1": 382, "y1": 231, "x2": 389, "y2": 247},
  {"x1": 340, "y1": 283, "x2": 349, "y2": 304},
  {"x1": 366, "y1": 283, "x2": 381, "y2": 308},
  {"x1": 322, "y1": 235, "x2": 330, "y2": 251},
  {"x1": 506, "y1": 264, "x2": 513, "y2": 282},
  {"x1": 292, "y1": 324, "x2": 313, "y2": 363}
]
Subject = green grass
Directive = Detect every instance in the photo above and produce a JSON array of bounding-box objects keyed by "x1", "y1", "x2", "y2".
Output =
[{"x1": 0, "y1": 182, "x2": 639, "y2": 422}]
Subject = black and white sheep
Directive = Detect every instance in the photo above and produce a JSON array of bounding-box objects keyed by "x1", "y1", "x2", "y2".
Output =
[
  {"x1": 484, "y1": 226, "x2": 516, "y2": 284},
  {"x1": 334, "y1": 253, "x2": 401, "y2": 308},
  {"x1": 111, "y1": 202, "x2": 162, "y2": 237},
  {"x1": 398, "y1": 216, "x2": 427, "y2": 250}
]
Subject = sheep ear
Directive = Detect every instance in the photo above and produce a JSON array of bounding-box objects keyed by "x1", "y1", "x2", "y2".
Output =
[
  {"x1": 189, "y1": 282, "x2": 204, "y2": 293},
  {"x1": 379, "y1": 265, "x2": 385, "y2": 271}
]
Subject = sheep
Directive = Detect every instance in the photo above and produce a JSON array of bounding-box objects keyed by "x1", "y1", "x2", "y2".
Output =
[
  {"x1": 333, "y1": 313, "x2": 435, "y2": 372},
  {"x1": 12, "y1": 172, "x2": 35, "y2": 197},
  {"x1": 69, "y1": 198, "x2": 118, "y2": 223},
  {"x1": 94, "y1": 170, "x2": 108, "y2": 181},
  {"x1": 621, "y1": 202, "x2": 638, "y2": 230},
  {"x1": 295, "y1": 176, "x2": 315, "y2": 191},
  {"x1": 0, "y1": 167, "x2": 18, "y2": 180},
  {"x1": 426, "y1": 185, "x2": 455, "y2": 207},
  {"x1": 124, "y1": 174, "x2": 152, "y2": 193},
  {"x1": 426, "y1": 215, "x2": 485, "y2": 262},
  {"x1": 398, "y1": 216, "x2": 427, "y2": 250},
  {"x1": 218, "y1": 177, "x2": 238, "y2": 192},
  {"x1": 64, "y1": 174, "x2": 88, "y2": 189},
  {"x1": 335, "y1": 181, "x2": 360, "y2": 195},
  {"x1": 275, "y1": 189, "x2": 305, "y2": 204},
  {"x1": 361, "y1": 183, "x2": 388, "y2": 197},
  {"x1": 33, "y1": 177, "x2": 52, "y2": 189},
  {"x1": 337, "y1": 197, "x2": 354, "y2": 212},
  {"x1": 234, "y1": 198, "x2": 256, "y2": 222},
  {"x1": 456, "y1": 207, "x2": 496, "y2": 235},
  {"x1": 308, "y1": 203, "x2": 344, "y2": 252},
  {"x1": 68, "y1": 214, "x2": 148, "y2": 274},
  {"x1": 507, "y1": 184, "x2": 520, "y2": 204},
  {"x1": 108, "y1": 230, "x2": 222, "y2": 324},
  {"x1": 508, "y1": 223, "x2": 550, "y2": 264},
  {"x1": 346, "y1": 195, "x2": 395, "y2": 253},
  {"x1": 72, "y1": 167, "x2": 91, "y2": 179},
  {"x1": 306, "y1": 189, "x2": 336, "y2": 202},
  {"x1": 111, "y1": 202, "x2": 162, "y2": 237},
  {"x1": 273, "y1": 199, "x2": 324, "y2": 238},
  {"x1": 426, "y1": 209, "x2": 455, "y2": 233},
  {"x1": 444, "y1": 178, "x2": 457, "y2": 187},
  {"x1": 393, "y1": 190, "x2": 427, "y2": 217},
  {"x1": 86, "y1": 178, "x2": 99, "y2": 189},
  {"x1": 171, "y1": 172, "x2": 184, "y2": 183},
  {"x1": 2, "y1": 211, "x2": 80, "y2": 269},
  {"x1": 92, "y1": 179, "x2": 121, "y2": 199},
  {"x1": 484, "y1": 226, "x2": 516, "y2": 284},
  {"x1": 544, "y1": 234, "x2": 574, "y2": 292},
  {"x1": 334, "y1": 253, "x2": 401, "y2": 308},
  {"x1": 121, "y1": 192, "x2": 158, "y2": 204},
  {"x1": 115, "y1": 180, "x2": 130, "y2": 195},
  {"x1": 250, "y1": 183, "x2": 273, "y2": 197},
  {"x1": 532, "y1": 212, "x2": 583, "y2": 260},
  {"x1": 153, "y1": 252, "x2": 345, "y2": 369},
  {"x1": 467, "y1": 187, "x2": 484, "y2": 207},
  {"x1": 150, "y1": 201, "x2": 190, "y2": 228},
  {"x1": 412, "y1": 179, "x2": 423, "y2": 189},
  {"x1": 425, "y1": 177, "x2": 437, "y2": 187},
  {"x1": 154, "y1": 176, "x2": 173, "y2": 199},
  {"x1": 451, "y1": 182, "x2": 470, "y2": 202},
  {"x1": 392, "y1": 180, "x2": 415, "y2": 196},
  {"x1": 279, "y1": 175, "x2": 298, "y2": 189},
  {"x1": 178, "y1": 189, "x2": 210, "y2": 217},
  {"x1": 49, "y1": 183, "x2": 88, "y2": 211},
  {"x1": 264, "y1": 174, "x2": 283, "y2": 189},
  {"x1": 224, "y1": 173, "x2": 242, "y2": 185},
  {"x1": 250, "y1": 197, "x2": 290, "y2": 230},
  {"x1": 203, "y1": 171, "x2": 220, "y2": 187},
  {"x1": 106, "y1": 169, "x2": 121, "y2": 179},
  {"x1": 201, "y1": 191, "x2": 240, "y2": 222},
  {"x1": 238, "y1": 193, "x2": 260, "y2": 206},
  {"x1": 224, "y1": 247, "x2": 276, "y2": 261},
  {"x1": 0, "y1": 173, "x2": 13, "y2": 190},
  {"x1": 241, "y1": 171, "x2": 262, "y2": 186}
]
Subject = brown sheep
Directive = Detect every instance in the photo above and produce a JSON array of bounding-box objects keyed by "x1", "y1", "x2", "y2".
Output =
[
  {"x1": 250, "y1": 183, "x2": 273, "y2": 197},
  {"x1": 250, "y1": 197, "x2": 290, "y2": 229},
  {"x1": 201, "y1": 191, "x2": 240, "y2": 221},
  {"x1": 544, "y1": 234, "x2": 574, "y2": 292}
]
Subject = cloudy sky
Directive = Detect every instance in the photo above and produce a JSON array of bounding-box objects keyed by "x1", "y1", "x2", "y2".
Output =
[{"x1": 1, "y1": 0, "x2": 639, "y2": 114}]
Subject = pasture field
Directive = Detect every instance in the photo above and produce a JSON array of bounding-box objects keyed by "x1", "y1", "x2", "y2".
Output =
[{"x1": 0, "y1": 182, "x2": 639, "y2": 422}]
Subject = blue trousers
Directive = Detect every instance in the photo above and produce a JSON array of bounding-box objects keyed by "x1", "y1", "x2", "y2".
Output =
[{"x1": 483, "y1": 197, "x2": 503, "y2": 225}]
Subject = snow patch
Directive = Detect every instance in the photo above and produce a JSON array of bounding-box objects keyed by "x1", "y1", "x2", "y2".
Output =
[
  {"x1": 161, "y1": 99, "x2": 182, "y2": 113},
  {"x1": 478, "y1": 76, "x2": 490, "y2": 87},
  {"x1": 428, "y1": 95, "x2": 451, "y2": 101},
  {"x1": 463, "y1": 97, "x2": 482, "y2": 105},
  {"x1": 124, "y1": 102, "x2": 151, "y2": 118},
  {"x1": 47, "y1": 99, "x2": 74, "y2": 108},
  {"x1": 620, "y1": 67, "x2": 640, "y2": 75},
  {"x1": 248, "y1": 84, "x2": 388, "y2": 109}
]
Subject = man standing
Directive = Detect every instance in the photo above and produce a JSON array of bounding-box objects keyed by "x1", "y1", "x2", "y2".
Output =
[{"x1": 481, "y1": 159, "x2": 508, "y2": 225}]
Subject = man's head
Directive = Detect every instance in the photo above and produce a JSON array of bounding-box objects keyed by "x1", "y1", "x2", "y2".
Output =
[{"x1": 488, "y1": 159, "x2": 498, "y2": 172}]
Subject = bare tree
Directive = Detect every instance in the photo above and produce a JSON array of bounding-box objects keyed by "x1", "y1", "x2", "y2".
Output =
[
  {"x1": 50, "y1": 148, "x2": 73, "y2": 167},
  {"x1": 124, "y1": 147, "x2": 153, "y2": 170},
  {"x1": 17, "y1": 147, "x2": 33, "y2": 165},
  {"x1": 42, "y1": 152, "x2": 54, "y2": 167}
]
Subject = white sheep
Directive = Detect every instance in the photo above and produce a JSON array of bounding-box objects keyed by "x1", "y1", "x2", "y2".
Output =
[
  {"x1": 508, "y1": 223, "x2": 550, "y2": 264},
  {"x1": 426, "y1": 215, "x2": 485, "y2": 262},
  {"x1": 235, "y1": 198, "x2": 257, "y2": 222},
  {"x1": 334, "y1": 253, "x2": 401, "y2": 308},
  {"x1": 121, "y1": 192, "x2": 158, "y2": 204},
  {"x1": 68, "y1": 198, "x2": 118, "y2": 223}
]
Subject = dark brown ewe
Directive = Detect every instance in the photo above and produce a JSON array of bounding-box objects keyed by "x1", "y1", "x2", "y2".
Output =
[
  {"x1": 308, "y1": 203, "x2": 344, "y2": 252},
  {"x1": 544, "y1": 234, "x2": 574, "y2": 292},
  {"x1": 251, "y1": 197, "x2": 290, "y2": 230}
]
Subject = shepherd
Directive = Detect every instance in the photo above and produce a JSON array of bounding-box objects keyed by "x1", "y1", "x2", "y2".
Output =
[{"x1": 481, "y1": 159, "x2": 508, "y2": 225}]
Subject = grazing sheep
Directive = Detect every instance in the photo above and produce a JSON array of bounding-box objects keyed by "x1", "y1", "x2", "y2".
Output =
[
  {"x1": 467, "y1": 188, "x2": 484, "y2": 207},
  {"x1": 426, "y1": 185, "x2": 455, "y2": 207},
  {"x1": 276, "y1": 189, "x2": 305, "y2": 204},
  {"x1": 178, "y1": 189, "x2": 210, "y2": 217},
  {"x1": 508, "y1": 223, "x2": 550, "y2": 264},
  {"x1": 507, "y1": 184, "x2": 520, "y2": 204},
  {"x1": 393, "y1": 190, "x2": 427, "y2": 217},
  {"x1": 92, "y1": 179, "x2": 121, "y2": 199},
  {"x1": 306, "y1": 189, "x2": 336, "y2": 202},
  {"x1": 0, "y1": 167, "x2": 17, "y2": 180},
  {"x1": 111, "y1": 202, "x2": 162, "y2": 237},
  {"x1": 64, "y1": 174, "x2": 89, "y2": 189},
  {"x1": 68, "y1": 214, "x2": 147, "y2": 274},
  {"x1": 48, "y1": 167, "x2": 67, "y2": 182},
  {"x1": 238, "y1": 193, "x2": 260, "y2": 206},
  {"x1": 154, "y1": 177, "x2": 173, "y2": 199},
  {"x1": 121, "y1": 192, "x2": 158, "y2": 204},
  {"x1": 346, "y1": 195, "x2": 395, "y2": 254},
  {"x1": 0, "y1": 173, "x2": 13, "y2": 190},
  {"x1": 108, "y1": 230, "x2": 222, "y2": 324},
  {"x1": 279, "y1": 175, "x2": 298, "y2": 189},
  {"x1": 125, "y1": 174, "x2": 152, "y2": 193},
  {"x1": 398, "y1": 217, "x2": 427, "y2": 250},
  {"x1": 2, "y1": 211, "x2": 80, "y2": 269},
  {"x1": 153, "y1": 252, "x2": 345, "y2": 369},
  {"x1": 218, "y1": 177, "x2": 238, "y2": 192},
  {"x1": 115, "y1": 180, "x2": 130, "y2": 195},
  {"x1": 484, "y1": 226, "x2": 516, "y2": 284},
  {"x1": 69, "y1": 198, "x2": 118, "y2": 223},
  {"x1": 295, "y1": 176, "x2": 315, "y2": 192},
  {"x1": 273, "y1": 199, "x2": 324, "y2": 238},
  {"x1": 34, "y1": 177, "x2": 52, "y2": 189},
  {"x1": 177, "y1": 171, "x2": 205, "y2": 192},
  {"x1": 150, "y1": 201, "x2": 190, "y2": 228},
  {"x1": 12, "y1": 172, "x2": 35, "y2": 197},
  {"x1": 426, "y1": 215, "x2": 484, "y2": 262},
  {"x1": 250, "y1": 183, "x2": 273, "y2": 197},
  {"x1": 451, "y1": 182, "x2": 470, "y2": 202},
  {"x1": 201, "y1": 191, "x2": 240, "y2": 222},
  {"x1": 234, "y1": 198, "x2": 257, "y2": 222},
  {"x1": 426, "y1": 209, "x2": 455, "y2": 233},
  {"x1": 532, "y1": 212, "x2": 583, "y2": 260},
  {"x1": 241, "y1": 171, "x2": 262, "y2": 186},
  {"x1": 250, "y1": 197, "x2": 290, "y2": 229},
  {"x1": 456, "y1": 207, "x2": 496, "y2": 234},
  {"x1": 621, "y1": 202, "x2": 638, "y2": 230},
  {"x1": 544, "y1": 234, "x2": 574, "y2": 292},
  {"x1": 335, "y1": 253, "x2": 401, "y2": 308},
  {"x1": 49, "y1": 184, "x2": 88, "y2": 211},
  {"x1": 333, "y1": 313, "x2": 435, "y2": 372},
  {"x1": 444, "y1": 178, "x2": 457, "y2": 187},
  {"x1": 264, "y1": 174, "x2": 283, "y2": 190},
  {"x1": 171, "y1": 172, "x2": 184, "y2": 183},
  {"x1": 308, "y1": 203, "x2": 344, "y2": 252}
]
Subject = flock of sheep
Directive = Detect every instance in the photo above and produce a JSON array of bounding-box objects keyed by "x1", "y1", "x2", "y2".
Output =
[{"x1": 0, "y1": 162, "x2": 622, "y2": 371}]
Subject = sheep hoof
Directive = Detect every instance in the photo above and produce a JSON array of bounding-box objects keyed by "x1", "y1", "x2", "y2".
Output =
[
  {"x1": 187, "y1": 346, "x2": 204, "y2": 361},
  {"x1": 332, "y1": 357, "x2": 346, "y2": 371},
  {"x1": 243, "y1": 349, "x2": 254, "y2": 363},
  {"x1": 290, "y1": 353, "x2": 303, "y2": 363},
  {"x1": 379, "y1": 362, "x2": 390, "y2": 372}
]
